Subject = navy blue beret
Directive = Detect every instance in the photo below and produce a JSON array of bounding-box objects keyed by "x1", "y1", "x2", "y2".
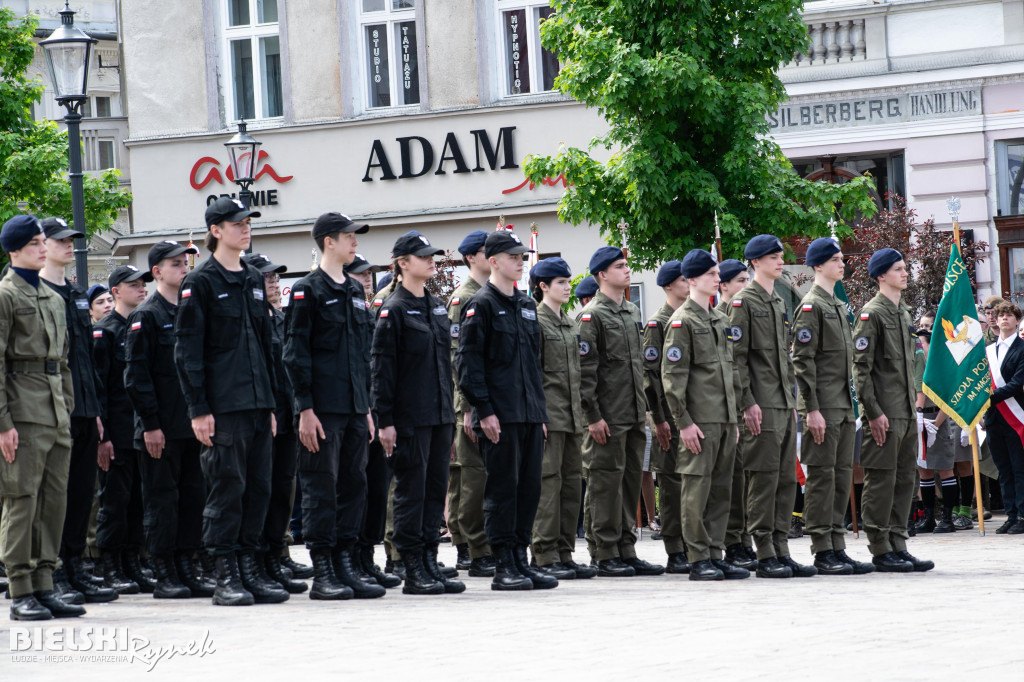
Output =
[
  {"x1": 718, "y1": 259, "x2": 747, "y2": 283},
  {"x1": 589, "y1": 246, "x2": 625, "y2": 275},
  {"x1": 458, "y1": 230, "x2": 489, "y2": 256},
  {"x1": 1, "y1": 214, "x2": 44, "y2": 253},
  {"x1": 376, "y1": 272, "x2": 393, "y2": 292},
  {"x1": 574, "y1": 276, "x2": 598, "y2": 299},
  {"x1": 680, "y1": 250, "x2": 717, "y2": 279},
  {"x1": 655, "y1": 260, "x2": 683, "y2": 287},
  {"x1": 744, "y1": 234, "x2": 784, "y2": 260},
  {"x1": 868, "y1": 248, "x2": 903, "y2": 279},
  {"x1": 87, "y1": 284, "x2": 108, "y2": 304},
  {"x1": 530, "y1": 257, "x2": 571, "y2": 280},
  {"x1": 805, "y1": 237, "x2": 842, "y2": 267}
]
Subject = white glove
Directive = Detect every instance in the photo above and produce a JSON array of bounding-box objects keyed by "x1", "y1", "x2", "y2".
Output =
[
  {"x1": 916, "y1": 412, "x2": 924, "y2": 433},
  {"x1": 924, "y1": 419, "x2": 938, "y2": 448},
  {"x1": 960, "y1": 428, "x2": 970, "y2": 448}
]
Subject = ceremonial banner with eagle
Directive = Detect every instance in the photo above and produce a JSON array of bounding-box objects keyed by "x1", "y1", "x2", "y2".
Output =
[{"x1": 922, "y1": 245, "x2": 991, "y2": 431}]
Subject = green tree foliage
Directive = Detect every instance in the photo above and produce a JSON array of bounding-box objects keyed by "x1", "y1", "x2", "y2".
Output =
[
  {"x1": 523, "y1": 0, "x2": 878, "y2": 270},
  {"x1": 0, "y1": 9, "x2": 131, "y2": 234}
]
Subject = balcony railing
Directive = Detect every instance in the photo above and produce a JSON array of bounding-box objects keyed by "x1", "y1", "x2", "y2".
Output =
[{"x1": 789, "y1": 19, "x2": 867, "y2": 66}]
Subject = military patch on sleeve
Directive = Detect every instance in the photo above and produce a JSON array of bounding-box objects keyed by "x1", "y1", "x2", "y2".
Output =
[
  {"x1": 801, "y1": 304, "x2": 813, "y2": 312},
  {"x1": 732, "y1": 300, "x2": 742, "y2": 307},
  {"x1": 797, "y1": 328, "x2": 812, "y2": 343},
  {"x1": 450, "y1": 323, "x2": 460, "y2": 339},
  {"x1": 855, "y1": 336, "x2": 869, "y2": 350},
  {"x1": 666, "y1": 346, "x2": 683, "y2": 363},
  {"x1": 93, "y1": 329, "x2": 103, "y2": 338},
  {"x1": 859, "y1": 312, "x2": 869, "y2": 320},
  {"x1": 647, "y1": 320, "x2": 659, "y2": 328},
  {"x1": 452, "y1": 297, "x2": 460, "y2": 306},
  {"x1": 579, "y1": 340, "x2": 590, "y2": 356},
  {"x1": 671, "y1": 320, "x2": 683, "y2": 328},
  {"x1": 644, "y1": 346, "x2": 659, "y2": 361},
  {"x1": 465, "y1": 308, "x2": 476, "y2": 317},
  {"x1": 380, "y1": 309, "x2": 389, "y2": 318},
  {"x1": 730, "y1": 326, "x2": 742, "y2": 341},
  {"x1": 581, "y1": 313, "x2": 592, "y2": 322}
]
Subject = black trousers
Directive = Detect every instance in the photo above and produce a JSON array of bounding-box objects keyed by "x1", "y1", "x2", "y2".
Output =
[
  {"x1": 359, "y1": 438, "x2": 391, "y2": 549},
  {"x1": 140, "y1": 438, "x2": 204, "y2": 556},
  {"x1": 201, "y1": 410, "x2": 273, "y2": 556},
  {"x1": 478, "y1": 422, "x2": 544, "y2": 549},
  {"x1": 298, "y1": 413, "x2": 368, "y2": 552},
  {"x1": 263, "y1": 431, "x2": 299, "y2": 554},
  {"x1": 95, "y1": 448, "x2": 144, "y2": 552},
  {"x1": 988, "y1": 417, "x2": 1024, "y2": 520},
  {"x1": 60, "y1": 417, "x2": 99, "y2": 558},
  {"x1": 391, "y1": 425, "x2": 453, "y2": 556}
]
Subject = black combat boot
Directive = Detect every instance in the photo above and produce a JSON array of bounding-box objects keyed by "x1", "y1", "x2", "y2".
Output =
[
  {"x1": 813, "y1": 550, "x2": 853, "y2": 575},
  {"x1": 332, "y1": 548, "x2": 385, "y2": 599},
  {"x1": 424, "y1": 546, "x2": 466, "y2": 594},
  {"x1": 490, "y1": 545, "x2": 533, "y2": 591},
  {"x1": 711, "y1": 559, "x2": 750, "y2": 580},
  {"x1": 834, "y1": 549, "x2": 875, "y2": 574},
  {"x1": 871, "y1": 552, "x2": 914, "y2": 573},
  {"x1": 151, "y1": 554, "x2": 191, "y2": 599},
  {"x1": 309, "y1": 549, "x2": 353, "y2": 600},
  {"x1": 280, "y1": 550, "x2": 314, "y2": 579},
  {"x1": 532, "y1": 557, "x2": 575, "y2": 579},
  {"x1": 52, "y1": 566, "x2": 85, "y2": 605},
  {"x1": 467, "y1": 555, "x2": 496, "y2": 577},
  {"x1": 688, "y1": 559, "x2": 724, "y2": 581},
  {"x1": 725, "y1": 543, "x2": 758, "y2": 570},
  {"x1": 513, "y1": 546, "x2": 557, "y2": 589},
  {"x1": 33, "y1": 590, "x2": 85, "y2": 618},
  {"x1": 934, "y1": 506, "x2": 956, "y2": 534},
  {"x1": 896, "y1": 550, "x2": 934, "y2": 572},
  {"x1": 666, "y1": 551, "x2": 691, "y2": 575},
  {"x1": 99, "y1": 551, "x2": 139, "y2": 594},
  {"x1": 595, "y1": 558, "x2": 636, "y2": 577},
  {"x1": 755, "y1": 556, "x2": 793, "y2": 579},
  {"x1": 66, "y1": 556, "x2": 118, "y2": 602},
  {"x1": 916, "y1": 508, "x2": 936, "y2": 533},
  {"x1": 10, "y1": 595, "x2": 52, "y2": 620},
  {"x1": 779, "y1": 555, "x2": 817, "y2": 578},
  {"x1": 123, "y1": 550, "x2": 156, "y2": 593},
  {"x1": 401, "y1": 550, "x2": 444, "y2": 595},
  {"x1": 212, "y1": 553, "x2": 254, "y2": 606},
  {"x1": 360, "y1": 546, "x2": 401, "y2": 588},
  {"x1": 263, "y1": 553, "x2": 308, "y2": 594},
  {"x1": 238, "y1": 552, "x2": 289, "y2": 603},
  {"x1": 455, "y1": 543, "x2": 471, "y2": 571},
  {"x1": 174, "y1": 552, "x2": 215, "y2": 597},
  {"x1": 562, "y1": 559, "x2": 597, "y2": 579}
]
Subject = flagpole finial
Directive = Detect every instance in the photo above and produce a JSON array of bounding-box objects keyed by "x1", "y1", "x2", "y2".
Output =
[{"x1": 946, "y1": 197, "x2": 961, "y2": 222}]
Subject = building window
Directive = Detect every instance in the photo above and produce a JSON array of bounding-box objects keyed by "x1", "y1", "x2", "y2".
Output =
[
  {"x1": 223, "y1": 0, "x2": 283, "y2": 121},
  {"x1": 97, "y1": 140, "x2": 116, "y2": 170},
  {"x1": 358, "y1": 0, "x2": 420, "y2": 109},
  {"x1": 496, "y1": 1, "x2": 559, "y2": 96},
  {"x1": 997, "y1": 140, "x2": 1024, "y2": 217}
]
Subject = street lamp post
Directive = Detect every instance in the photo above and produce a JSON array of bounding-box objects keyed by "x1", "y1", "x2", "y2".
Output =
[
  {"x1": 40, "y1": 2, "x2": 96, "y2": 284},
  {"x1": 224, "y1": 120, "x2": 262, "y2": 209}
]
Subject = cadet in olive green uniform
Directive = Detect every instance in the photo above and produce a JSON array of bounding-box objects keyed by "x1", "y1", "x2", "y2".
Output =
[
  {"x1": 578, "y1": 247, "x2": 663, "y2": 577},
  {"x1": 792, "y1": 238, "x2": 875, "y2": 575},
  {"x1": 642, "y1": 261, "x2": 690, "y2": 574},
  {"x1": 662, "y1": 250, "x2": 748, "y2": 581},
  {"x1": 448, "y1": 231, "x2": 494, "y2": 576},
  {"x1": 529, "y1": 258, "x2": 596, "y2": 579},
  {"x1": 852, "y1": 249, "x2": 934, "y2": 573},
  {"x1": 716, "y1": 259, "x2": 757, "y2": 569},
  {"x1": 0, "y1": 215, "x2": 80, "y2": 620},
  {"x1": 730, "y1": 235, "x2": 814, "y2": 578},
  {"x1": 982, "y1": 296, "x2": 1003, "y2": 346}
]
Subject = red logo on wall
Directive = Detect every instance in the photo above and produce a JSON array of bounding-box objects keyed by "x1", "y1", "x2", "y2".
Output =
[
  {"x1": 501, "y1": 173, "x2": 569, "y2": 195},
  {"x1": 189, "y1": 150, "x2": 294, "y2": 190}
]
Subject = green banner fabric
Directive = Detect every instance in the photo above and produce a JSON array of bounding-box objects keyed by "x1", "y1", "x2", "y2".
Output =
[
  {"x1": 834, "y1": 280, "x2": 860, "y2": 421},
  {"x1": 922, "y1": 246, "x2": 991, "y2": 430}
]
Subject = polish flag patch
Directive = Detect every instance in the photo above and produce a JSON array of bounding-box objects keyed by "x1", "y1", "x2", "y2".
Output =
[
  {"x1": 860, "y1": 312, "x2": 870, "y2": 320},
  {"x1": 131, "y1": 321, "x2": 142, "y2": 331},
  {"x1": 802, "y1": 304, "x2": 813, "y2": 312},
  {"x1": 372, "y1": 299, "x2": 383, "y2": 307},
  {"x1": 671, "y1": 320, "x2": 683, "y2": 328},
  {"x1": 647, "y1": 320, "x2": 658, "y2": 327},
  {"x1": 380, "y1": 309, "x2": 389, "y2": 318},
  {"x1": 93, "y1": 329, "x2": 103, "y2": 338},
  {"x1": 452, "y1": 297, "x2": 460, "y2": 305},
  {"x1": 181, "y1": 289, "x2": 191, "y2": 298},
  {"x1": 581, "y1": 313, "x2": 592, "y2": 322},
  {"x1": 466, "y1": 308, "x2": 476, "y2": 318},
  {"x1": 732, "y1": 300, "x2": 742, "y2": 307},
  {"x1": 293, "y1": 290, "x2": 305, "y2": 300}
]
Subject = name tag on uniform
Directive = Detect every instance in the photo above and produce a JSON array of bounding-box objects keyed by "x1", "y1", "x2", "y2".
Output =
[
  {"x1": 162, "y1": 323, "x2": 174, "y2": 329},
  {"x1": 217, "y1": 293, "x2": 229, "y2": 299},
  {"x1": 75, "y1": 299, "x2": 89, "y2": 310},
  {"x1": 497, "y1": 310, "x2": 507, "y2": 316},
  {"x1": 325, "y1": 298, "x2": 338, "y2": 306},
  {"x1": 521, "y1": 309, "x2": 536, "y2": 320},
  {"x1": 407, "y1": 310, "x2": 422, "y2": 315},
  {"x1": 353, "y1": 299, "x2": 368, "y2": 311},
  {"x1": 253, "y1": 289, "x2": 264, "y2": 301},
  {"x1": 15, "y1": 308, "x2": 33, "y2": 316},
  {"x1": 693, "y1": 328, "x2": 709, "y2": 334},
  {"x1": 753, "y1": 311, "x2": 768, "y2": 317},
  {"x1": 824, "y1": 312, "x2": 837, "y2": 319},
  {"x1": 433, "y1": 306, "x2": 447, "y2": 316},
  {"x1": 884, "y1": 323, "x2": 896, "y2": 329}
]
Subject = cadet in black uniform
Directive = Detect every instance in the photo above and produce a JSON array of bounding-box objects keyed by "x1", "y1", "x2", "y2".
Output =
[
  {"x1": 242, "y1": 253, "x2": 308, "y2": 595},
  {"x1": 456, "y1": 231, "x2": 556, "y2": 591},
  {"x1": 38, "y1": 217, "x2": 118, "y2": 604},
  {"x1": 125, "y1": 240, "x2": 211, "y2": 600},
  {"x1": 284, "y1": 212, "x2": 384, "y2": 600},
  {"x1": 175, "y1": 197, "x2": 286, "y2": 606},
  {"x1": 372, "y1": 232, "x2": 463, "y2": 595},
  {"x1": 93, "y1": 265, "x2": 153, "y2": 595}
]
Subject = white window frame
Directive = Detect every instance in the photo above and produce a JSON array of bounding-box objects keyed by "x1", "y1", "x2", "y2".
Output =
[
  {"x1": 494, "y1": 0, "x2": 559, "y2": 98},
  {"x1": 220, "y1": 0, "x2": 283, "y2": 122},
  {"x1": 356, "y1": 0, "x2": 422, "y2": 111},
  {"x1": 996, "y1": 139, "x2": 1024, "y2": 217}
]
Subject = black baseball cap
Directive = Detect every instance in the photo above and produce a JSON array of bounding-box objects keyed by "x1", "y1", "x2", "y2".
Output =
[
  {"x1": 344, "y1": 253, "x2": 387, "y2": 274},
  {"x1": 108, "y1": 264, "x2": 154, "y2": 288},
  {"x1": 40, "y1": 217, "x2": 84, "y2": 241},
  {"x1": 484, "y1": 231, "x2": 532, "y2": 258},
  {"x1": 312, "y1": 212, "x2": 369, "y2": 239},
  {"x1": 242, "y1": 252, "x2": 286, "y2": 274},
  {"x1": 205, "y1": 196, "x2": 261, "y2": 227},
  {"x1": 148, "y1": 240, "x2": 199, "y2": 269},
  {"x1": 392, "y1": 231, "x2": 444, "y2": 258}
]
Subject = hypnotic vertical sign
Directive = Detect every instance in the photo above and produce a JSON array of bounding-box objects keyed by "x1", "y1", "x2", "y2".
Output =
[{"x1": 503, "y1": 10, "x2": 530, "y2": 95}]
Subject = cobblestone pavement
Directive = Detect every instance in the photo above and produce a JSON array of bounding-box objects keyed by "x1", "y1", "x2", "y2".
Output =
[{"x1": 3, "y1": 522, "x2": 1023, "y2": 681}]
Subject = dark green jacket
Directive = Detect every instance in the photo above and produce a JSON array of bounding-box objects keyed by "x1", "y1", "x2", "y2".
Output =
[
  {"x1": 792, "y1": 283, "x2": 854, "y2": 414},
  {"x1": 577, "y1": 291, "x2": 647, "y2": 426},
  {"x1": 852, "y1": 292, "x2": 916, "y2": 421},
  {"x1": 538, "y1": 302, "x2": 584, "y2": 433},
  {"x1": 643, "y1": 302, "x2": 676, "y2": 426},
  {"x1": 729, "y1": 280, "x2": 795, "y2": 410}
]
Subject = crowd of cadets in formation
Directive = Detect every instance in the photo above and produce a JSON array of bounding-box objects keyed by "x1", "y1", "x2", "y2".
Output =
[{"x1": 4, "y1": 197, "x2": 1021, "y2": 620}]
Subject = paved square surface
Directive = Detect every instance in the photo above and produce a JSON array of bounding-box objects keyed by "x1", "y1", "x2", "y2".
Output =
[{"x1": 3, "y1": 523, "x2": 1022, "y2": 680}]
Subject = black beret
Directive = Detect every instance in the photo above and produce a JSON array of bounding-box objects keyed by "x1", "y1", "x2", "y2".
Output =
[
  {"x1": 530, "y1": 257, "x2": 571, "y2": 280},
  {"x1": 656, "y1": 260, "x2": 683, "y2": 287},
  {"x1": 680, "y1": 250, "x2": 716, "y2": 279},
  {"x1": 743, "y1": 234, "x2": 784, "y2": 260},
  {"x1": 868, "y1": 248, "x2": 903, "y2": 278},
  {"x1": 458, "y1": 230, "x2": 489, "y2": 256},
  {"x1": 1, "y1": 214, "x2": 44, "y2": 253},
  {"x1": 589, "y1": 246, "x2": 625, "y2": 275},
  {"x1": 718, "y1": 259, "x2": 747, "y2": 283},
  {"x1": 574, "y1": 276, "x2": 597, "y2": 299},
  {"x1": 805, "y1": 237, "x2": 842, "y2": 267}
]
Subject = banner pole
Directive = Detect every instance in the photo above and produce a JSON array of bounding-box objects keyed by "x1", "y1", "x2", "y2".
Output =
[
  {"x1": 970, "y1": 429, "x2": 985, "y2": 536},
  {"x1": 849, "y1": 481, "x2": 859, "y2": 538}
]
